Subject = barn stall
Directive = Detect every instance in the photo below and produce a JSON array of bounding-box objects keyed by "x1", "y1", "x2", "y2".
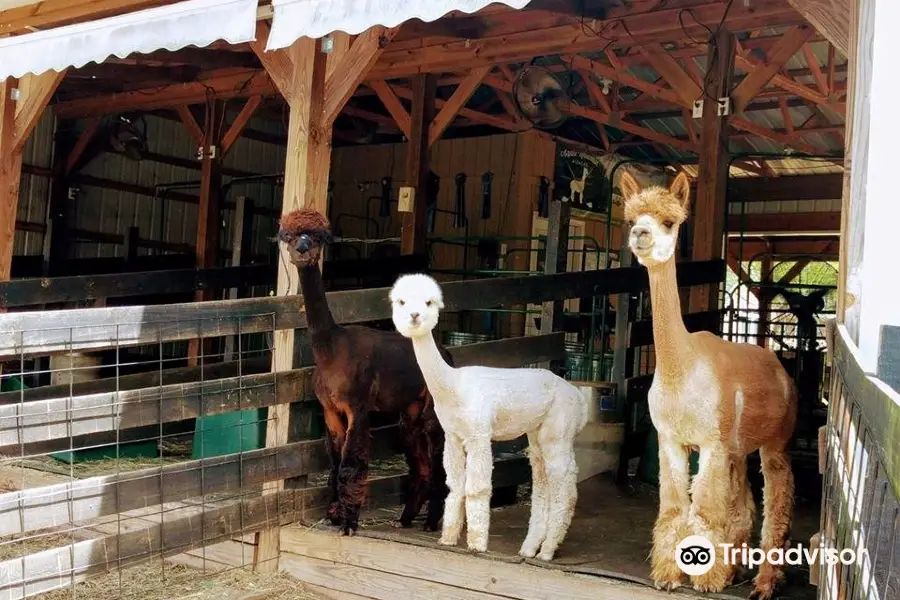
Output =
[{"x1": 0, "y1": 0, "x2": 880, "y2": 598}]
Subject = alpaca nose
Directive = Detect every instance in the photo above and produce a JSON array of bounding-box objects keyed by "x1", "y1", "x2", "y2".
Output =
[
  {"x1": 631, "y1": 225, "x2": 651, "y2": 239},
  {"x1": 410, "y1": 312, "x2": 420, "y2": 322}
]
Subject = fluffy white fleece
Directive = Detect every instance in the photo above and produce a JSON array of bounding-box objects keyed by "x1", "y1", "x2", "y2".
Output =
[{"x1": 389, "y1": 273, "x2": 589, "y2": 561}]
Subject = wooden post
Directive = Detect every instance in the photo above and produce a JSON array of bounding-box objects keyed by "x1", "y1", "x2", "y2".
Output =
[
  {"x1": 689, "y1": 28, "x2": 735, "y2": 313},
  {"x1": 187, "y1": 100, "x2": 226, "y2": 365},
  {"x1": 756, "y1": 254, "x2": 773, "y2": 347},
  {"x1": 0, "y1": 72, "x2": 65, "y2": 284},
  {"x1": 223, "y1": 196, "x2": 254, "y2": 362},
  {"x1": 539, "y1": 199, "x2": 570, "y2": 371},
  {"x1": 253, "y1": 36, "x2": 331, "y2": 575},
  {"x1": 0, "y1": 79, "x2": 21, "y2": 284},
  {"x1": 400, "y1": 74, "x2": 436, "y2": 256}
]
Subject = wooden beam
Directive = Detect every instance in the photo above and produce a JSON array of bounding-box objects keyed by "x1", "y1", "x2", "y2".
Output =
[
  {"x1": 64, "y1": 116, "x2": 101, "y2": 174},
  {"x1": 690, "y1": 28, "x2": 735, "y2": 312},
  {"x1": 250, "y1": 22, "x2": 294, "y2": 99},
  {"x1": 0, "y1": 0, "x2": 175, "y2": 34},
  {"x1": 53, "y1": 70, "x2": 277, "y2": 119},
  {"x1": 12, "y1": 70, "x2": 66, "y2": 153},
  {"x1": 429, "y1": 66, "x2": 490, "y2": 146},
  {"x1": 400, "y1": 74, "x2": 436, "y2": 255},
  {"x1": 729, "y1": 237, "x2": 839, "y2": 258},
  {"x1": 368, "y1": 80, "x2": 411, "y2": 138},
  {"x1": 640, "y1": 43, "x2": 702, "y2": 106},
  {"x1": 732, "y1": 24, "x2": 816, "y2": 113},
  {"x1": 254, "y1": 35, "x2": 330, "y2": 575},
  {"x1": 786, "y1": 0, "x2": 850, "y2": 57},
  {"x1": 0, "y1": 78, "x2": 19, "y2": 284},
  {"x1": 802, "y1": 44, "x2": 830, "y2": 95},
  {"x1": 727, "y1": 211, "x2": 841, "y2": 233},
  {"x1": 221, "y1": 95, "x2": 262, "y2": 156},
  {"x1": 321, "y1": 26, "x2": 398, "y2": 125},
  {"x1": 175, "y1": 105, "x2": 203, "y2": 145},
  {"x1": 721, "y1": 173, "x2": 843, "y2": 203},
  {"x1": 1, "y1": 71, "x2": 64, "y2": 283}
]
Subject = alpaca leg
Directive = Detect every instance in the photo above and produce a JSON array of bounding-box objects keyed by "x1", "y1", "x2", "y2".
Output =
[
  {"x1": 688, "y1": 446, "x2": 736, "y2": 593},
  {"x1": 651, "y1": 437, "x2": 691, "y2": 591},
  {"x1": 750, "y1": 445, "x2": 794, "y2": 600},
  {"x1": 519, "y1": 432, "x2": 549, "y2": 558},
  {"x1": 424, "y1": 410, "x2": 448, "y2": 532},
  {"x1": 439, "y1": 433, "x2": 466, "y2": 547},
  {"x1": 535, "y1": 440, "x2": 578, "y2": 561},
  {"x1": 337, "y1": 410, "x2": 371, "y2": 536},
  {"x1": 397, "y1": 411, "x2": 425, "y2": 528},
  {"x1": 727, "y1": 455, "x2": 755, "y2": 551},
  {"x1": 463, "y1": 439, "x2": 494, "y2": 553},
  {"x1": 322, "y1": 407, "x2": 347, "y2": 526}
]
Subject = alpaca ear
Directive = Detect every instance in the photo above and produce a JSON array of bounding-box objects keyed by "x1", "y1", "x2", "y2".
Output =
[
  {"x1": 619, "y1": 169, "x2": 641, "y2": 200},
  {"x1": 669, "y1": 172, "x2": 691, "y2": 211}
]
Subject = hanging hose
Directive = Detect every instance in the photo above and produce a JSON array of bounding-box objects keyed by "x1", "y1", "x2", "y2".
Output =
[
  {"x1": 481, "y1": 172, "x2": 493, "y2": 219},
  {"x1": 454, "y1": 173, "x2": 467, "y2": 228}
]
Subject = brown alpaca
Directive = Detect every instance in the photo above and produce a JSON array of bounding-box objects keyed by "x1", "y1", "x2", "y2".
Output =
[
  {"x1": 277, "y1": 208, "x2": 453, "y2": 534},
  {"x1": 620, "y1": 171, "x2": 797, "y2": 600}
]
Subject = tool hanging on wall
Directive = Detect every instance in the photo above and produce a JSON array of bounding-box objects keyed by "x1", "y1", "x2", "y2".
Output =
[
  {"x1": 379, "y1": 176, "x2": 392, "y2": 217},
  {"x1": 538, "y1": 175, "x2": 550, "y2": 218},
  {"x1": 481, "y1": 172, "x2": 493, "y2": 219},
  {"x1": 426, "y1": 171, "x2": 440, "y2": 233},
  {"x1": 454, "y1": 172, "x2": 467, "y2": 228}
]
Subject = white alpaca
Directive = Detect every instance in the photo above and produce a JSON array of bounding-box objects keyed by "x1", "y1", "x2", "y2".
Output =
[{"x1": 389, "y1": 274, "x2": 589, "y2": 561}]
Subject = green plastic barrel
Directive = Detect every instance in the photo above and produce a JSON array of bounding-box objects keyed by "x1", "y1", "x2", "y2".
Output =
[{"x1": 193, "y1": 409, "x2": 266, "y2": 459}]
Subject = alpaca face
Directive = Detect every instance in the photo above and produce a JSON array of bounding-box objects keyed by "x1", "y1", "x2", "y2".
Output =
[
  {"x1": 389, "y1": 274, "x2": 444, "y2": 338},
  {"x1": 620, "y1": 171, "x2": 691, "y2": 268},
  {"x1": 276, "y1": 208, "x2": 332, "y2": 267}
]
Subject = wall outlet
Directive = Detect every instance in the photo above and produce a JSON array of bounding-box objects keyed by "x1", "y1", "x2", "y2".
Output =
[
  {"x1": 398, "y1": 186, "x2": 415, "y2": 212},
  {"x1": 692, "y1": 99, "x2": 703, "y2": 118}
]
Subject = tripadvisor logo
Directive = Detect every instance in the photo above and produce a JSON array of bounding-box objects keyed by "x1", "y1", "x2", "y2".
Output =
[{"x1": 675, "y1": 535, "x2": 868, "y2": 574}]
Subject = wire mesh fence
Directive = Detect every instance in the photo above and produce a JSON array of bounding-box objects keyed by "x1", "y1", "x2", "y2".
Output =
[
  {"x1": 819, "y1": 322, "x2": 900, "y2": 600},
  {"x1": 0, "y1": 309, "x2": 319, "y2": 600}
]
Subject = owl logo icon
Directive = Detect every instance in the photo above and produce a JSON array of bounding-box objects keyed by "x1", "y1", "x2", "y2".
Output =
[{"x1": 675, "y1": 535, "x2": 715, "y2": 576}]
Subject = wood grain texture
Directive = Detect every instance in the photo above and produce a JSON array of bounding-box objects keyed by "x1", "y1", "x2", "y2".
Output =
[
  {"x1": 0, "y1": 260, "x2": 725, "y2": 359},
  {"x1": 281, "y1": 526, "x2": 678, "y2": 600},
  {"x1": 787, "y1": 0, "x2": 850, "y2": 57}
]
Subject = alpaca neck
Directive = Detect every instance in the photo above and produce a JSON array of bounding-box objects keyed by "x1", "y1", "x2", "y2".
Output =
[
  {"x1": 647, "y1": 258, "x2": 691, "y2": 384},
  {"x1": 409, "y1": 330, "x2": 456, "y2": 399},
  {"x1": 299, "y1": 263, "x2": 336, "y2": 336}
]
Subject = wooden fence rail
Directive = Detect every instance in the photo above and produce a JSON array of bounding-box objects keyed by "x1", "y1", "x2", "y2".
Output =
[
  {"x1": 0, "y1": 334, "x2": 564, "y2": 456},
  {"x1": 0, "y1": 260, "x2": 723, "y2": 359}
]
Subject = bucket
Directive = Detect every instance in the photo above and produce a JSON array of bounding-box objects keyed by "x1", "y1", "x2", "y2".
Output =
[
  {"x1": 442, "y1": 331, "x2": 494, "y2": 346},
  {"x1": 565, "y1": 351, "x2": 613, "y2": 382}
]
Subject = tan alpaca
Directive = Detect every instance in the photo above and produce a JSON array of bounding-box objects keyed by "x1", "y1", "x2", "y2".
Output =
[{"x1": 620, "y1": 171, "x2": 797, "y2": 600}]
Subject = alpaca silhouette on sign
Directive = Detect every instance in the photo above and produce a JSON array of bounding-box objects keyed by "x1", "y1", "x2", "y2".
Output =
[{"x1": 568, "y1": 167, "x2": 590, "y2": 207}]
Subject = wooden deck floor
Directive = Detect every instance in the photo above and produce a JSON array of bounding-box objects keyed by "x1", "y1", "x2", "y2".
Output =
[{"x1": 280, "y1": 473, "x2": 821, "y2": 600}]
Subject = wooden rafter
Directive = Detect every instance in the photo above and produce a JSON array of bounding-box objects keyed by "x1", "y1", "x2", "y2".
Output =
[
  {"x1": 777, "y1": 258, "x2": 811, "y2": 284},
  {"x1": 175, "y1": 105, "x2": 203, "y2": 144},
  {"x1": 368, "y1": 80, "x2": 411, "y2": 138},
  {"x1": 640, "y1": 43, "x2": 702, "y2": 107},
  {"x1": 221, "y1": 95, "x2": 262, "y2": 156},
  {"x1": 321, "y1": 26, "x2": 398, "y2": 125},
  {"x1": 786, "y1": 0, "x2": 850, "y2": 57},
  {"x1": 732, "y1": 24, "x2": 817, "y2": 113},
  {"x1": 429, "y1": 66, "x2": 490, "y2": 145},
  {"x1": 64, "y1": 116, "x2": 101, "y2": 174},
  {"x1": 802, "y1": 44, "x2": 829, "y2": 95},
  {"x1": 0, "y1": 0, "x2": 174, "y2": 34}
]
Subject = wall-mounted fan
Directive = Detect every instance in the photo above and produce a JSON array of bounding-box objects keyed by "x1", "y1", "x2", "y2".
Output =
[
  {"x1": 511, "y1": 65, "x2": 570, "y2": 129},
  {"x1": 108, "y1": 115, "x2": 148, "y2": 161}
]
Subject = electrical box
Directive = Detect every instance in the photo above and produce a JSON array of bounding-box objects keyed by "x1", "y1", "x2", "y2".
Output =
[{"x1": 398, "y1": 186, "x2": 415, "y2": 212}]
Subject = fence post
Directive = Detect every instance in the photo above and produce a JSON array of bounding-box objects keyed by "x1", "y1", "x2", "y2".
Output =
[{"x1": 539, "y1": 199, "x2": 570, "y2": 373}]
